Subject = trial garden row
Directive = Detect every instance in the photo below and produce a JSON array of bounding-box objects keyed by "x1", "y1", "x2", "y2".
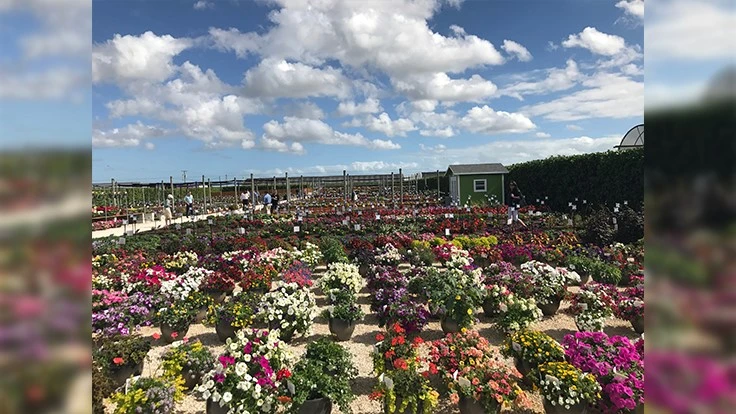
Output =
[{"x1": 92, "y1": 209, "x2": 643, "y2": 414}]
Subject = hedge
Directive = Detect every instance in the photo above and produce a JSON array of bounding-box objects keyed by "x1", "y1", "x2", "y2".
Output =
[{"x1": 507, "y1": 149, "x2": 643, "y2": 212}]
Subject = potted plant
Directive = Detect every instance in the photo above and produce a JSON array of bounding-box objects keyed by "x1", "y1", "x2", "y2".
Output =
[
  {"x1": 565, "y1": 256, "x2": 594, "y2": 285},
  {"x1": 615, "y1": 280, "x2": 644, "y2": 334},
  {"x1": 501, "y1": 330, "x2": 565, "y2": 384},
  {"x1": 449, "y1": 361, "x2": 528, "y2": 414},
  {"x1": 370, "y1": 369, "x2": 439, "y2": 414},
  {"x1": 323, "y1": 291, "x2": 364, "y2": 341},
  {"x1": 94, "y1": 334, "x2": 152, "y2": 389},
  {"x1": 495, "y1": 294, "x2": 543, "y2": 333},
  {"x1": 197, "y1": 329, "x2": 293, "y2": 414},
  {"x1": 111, "y1": 376, "x2": 183, "y2": 413},
  {"x1": 160, "y1": 339, "x2": 215, "y2": 391},
  {"x1": 481, "y1": 284, "x2": 511, "y2": 318},
  {"x1": 531, "y1": 362, "x2": 601, "y2": 414},
  {"x1": 372, "y1": 323, "x2": 422, "y2": 375},
  {"x1": 155, "y1": 299, "x2": 197, "y2": 343},
  {"x1": 590, "y1": 261, "x2": 622, "y2": 286},
  {"x1": 375, "y1": 243, "x2": 404, "y2": 266},
  {"x1": 437, "y1": 286, "x2": 484, "y2": 333},
  {"x1": 569, "y1": 283, "x2": 615, "y2": 332},
  {"x1": 206, "y1": 292, "x2": 259, "y2": 343},
  {"x1": 521, "y1": 261, "x2": 578, "y2": 316},
  {"x1": 318, "y1": 262, "x2": 363, "y2": 299},
  {"x1": 283, "y1": 341, "x2": 357, "y2": 414},
  {"x1": 563, "y1": 332, "x2": 644, "y2": 414},
  {"x1": 258, "y1": 282, "x2": 317, "y2": 342},
  {"x1": 426, "y1": 330, "x2": 494, "y2": 393},
  {"x1": 378, "y1": 295, "x2": 430, "y2": 336}
]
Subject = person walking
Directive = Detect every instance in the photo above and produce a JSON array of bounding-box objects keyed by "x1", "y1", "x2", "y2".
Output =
[
  {"x1": 263, "y1": 191, "x2": 272, "y2": 215},
  {"x1": 184, "y1": 191, "x2": 194, "y2": 217},
  {"x1": 507, "y1": 181, "x2": 527, "y2": 228},
  {"x1": 163, "y1": 194, "x2": 174, "y2": 226},
  {"x1": 240, "y1": 191, "x2": 249, "y2": 210},
  {"x1": 272, "y1": 192, "x2": 280, "y2": 214}
]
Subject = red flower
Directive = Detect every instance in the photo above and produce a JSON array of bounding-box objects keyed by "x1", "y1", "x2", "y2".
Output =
[
  {"x1": 277, "y1": 368, "x2": 292, "y2": 380},
  {"x1": 112, "y1": 357, "x2": 125, "y2": 365},
  {"x1": 171, "y1": 332, "x2": 178, "y2": 339},
  {"x1": 376, "y1": 333, "x2": 385, "y2": 342},
  {"x1": 369, "y1": 390, "x2": 384, "y2": 400},
  {"x1": 277, "y1": 396, "x2": 292, "y2": 403},
  {"x1": 152, "y1": 332, "x2": 161, "y2": 340},
  {"x1": 182, "y1": 337, "x2": 189, "y2": 343},
  {"x1": 412, "y1": 337, "x2": 424, "y2": 346},
  {"x1": 429, "y1": 363, "x2": 438, "y2": 375},
  {"x1": 393, "y1": 358, "x2": 408, "y2": 370}
]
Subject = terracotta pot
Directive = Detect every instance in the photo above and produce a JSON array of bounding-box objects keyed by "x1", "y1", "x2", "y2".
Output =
[
  {"x1": 543, "y1": 399, "x2": 588, "y2": 414},
  {"x1": 110, "y1": 361, "x2": 144, "y2": 389},
  {"x1": 459, "y1": 395, "x2": 499, "y2": 414},
  {"x1": 328, "y1": 318, "x2": 356, "y2": 341},
  {"x1": 440, "y1": 316, "x2": 462, "y2": 334},
  {"x1": 630, "y1": 315, "x2": 644, "y2": 334},
  {"x1": 297, "y1": 397, "x2": 333, "y2": 414},
  {"x1": 538, "y1": 298, "x2": 562, "y2": 316},
  {"x1": 215, "y1": 319, "x2": 237, "y2": 343},
  {"x1": 160, "y1": 323, "x2": 190, "y2": 344}
]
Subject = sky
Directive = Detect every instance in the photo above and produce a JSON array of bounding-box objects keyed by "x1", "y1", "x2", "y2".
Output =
[{"x1": 87, "y1": 0, "x2": 650, "y2": 182}]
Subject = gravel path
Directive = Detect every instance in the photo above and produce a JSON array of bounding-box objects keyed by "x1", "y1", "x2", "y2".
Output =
[{"x1": 109, "y1": 268, "x2": 639, "y2": 414}]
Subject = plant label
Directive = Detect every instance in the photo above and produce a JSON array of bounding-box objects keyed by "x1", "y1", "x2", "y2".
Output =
[
  {"x1": 445, "y1": 229, "x2": 450, "y2": 236},
  {"x1": 298, "y1": 216, "x2": 303, "y2": 222},
  {"x1": 122, "y1": 220, "x2": 128, "y2": 225},
  {"x1": 572, "y1": 205, "x2": 577, "y2": 211},
  {"x1": 342, "y1": 219, "x2": 348, "y2": 225},
  {"x1": 354, "y1": 224, "x2": 361, "y2": 231},
  {"x1": 612, "y1": 218, "x2": 617, "y2": 224},
  {"x1": 568, "y1": 219, "x2": 573, "y2": 226},
  {"x1": 175, "y1": 224, "x2": 181, "y2": 230},
  {"x1": 541, "y1": 201, "x2": 544, "y2": 205},
  {"x1": 449, "y1": 213, "x2": 454, "y2": 218},
  {"x1": 545, "y1": 196, "x2": 548, "y2": 200},
  {"x1": 293, "y1": 226, "x2": 300, "y2": 233},
  {"x1": 186, "y1": 228, "x2": 192, "y2": 235},
  {"x1": 616, "y1": 203, "x2": 621, "y2": 208},
  {"x1": 375, "y1": 214, "x2": 380, "y2": 220},
  {"x1": 614, "y1": 207, "x2": 619, "y2": 213},
  {"x1": 624, "y1": 200, "x2": 628, "y2": 205},
  {"x1": 568, "y1": 202, "x2": 573, "y2": 207},
  {"x1": 238, "y1": 227, "x2": 245, "y2": 234},
  {"x1": 208, "y1": 219, "x2": 213, "y2": 225},
  {"x1": 358, "y1": 211, "x2": 362, "y2": 216},
  {"x1": 118, "y1": 237, "x2": 125, "y2": 245},
  {"x1": 507, "y1": 218, "x2": 512, "y2": 225},
  {"x1": 126, "y1": 230, "x2": 133, "y2": 236},
  {"x1": 583, "y1": 200, "x2": 587, "y2": 204},
  {"x1": 466, "y1": 207, "x2": 471, "y2": 212}
]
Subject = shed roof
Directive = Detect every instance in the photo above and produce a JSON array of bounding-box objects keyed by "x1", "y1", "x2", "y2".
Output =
[{"x1": 447, "y1": 163, "x2": 508, "y2": 175}]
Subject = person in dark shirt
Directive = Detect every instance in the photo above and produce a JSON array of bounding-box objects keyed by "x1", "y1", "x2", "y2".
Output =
[
  {"x1": 272, "y1": 192, "x2": 280, "y2": 215},
  {"x1": 507, "y1": 181, "x2": 527, "y2": 228}
]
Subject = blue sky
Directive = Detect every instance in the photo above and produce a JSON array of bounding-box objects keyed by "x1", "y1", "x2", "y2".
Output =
[{"x1": 89, "y1": 0, "x2": 649, "y2": 183}]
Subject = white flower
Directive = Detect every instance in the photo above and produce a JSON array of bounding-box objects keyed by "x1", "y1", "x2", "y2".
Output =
[
  {"x1": 235, "y1": 362, "x2": 247, "y2": 376},
  {"x1": 222, "y1": 392, "x2": 232, "y2": 403}
]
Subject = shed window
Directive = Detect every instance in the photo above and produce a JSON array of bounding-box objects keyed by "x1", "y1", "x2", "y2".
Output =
[{"x1": 473, "y1": 179, "x2": 487, "y2": 192}]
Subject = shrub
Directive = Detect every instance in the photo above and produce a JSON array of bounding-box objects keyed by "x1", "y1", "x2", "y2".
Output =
[
  {"x1": 320, "y1": 237, "x2": 349, "y2": 264},
  {"x1": 590, "y1": 261, "x2": 622, "y2": 285},
  {"x1": 615, "y1": 206, "x2": 643, "y2": 244},
  {"x1": 581, "y1": 208, "x2": 616, "y2": 246}
]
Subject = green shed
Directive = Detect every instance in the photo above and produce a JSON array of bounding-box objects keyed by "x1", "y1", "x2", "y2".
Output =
[{"x1": 446, "y1": 163, "x2": 508, "y2": 206}]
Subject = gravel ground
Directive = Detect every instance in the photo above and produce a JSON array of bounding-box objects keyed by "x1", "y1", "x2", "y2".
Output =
[{"x1": 107, "y1": 266, "x2": 640, "y2": 414}]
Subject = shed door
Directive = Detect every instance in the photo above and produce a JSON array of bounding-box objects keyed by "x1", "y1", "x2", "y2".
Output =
[{"x1": 450, "y1": 176, "x2": 459, "y2": 204}]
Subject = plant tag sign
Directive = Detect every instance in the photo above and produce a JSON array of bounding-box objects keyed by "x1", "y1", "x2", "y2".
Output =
[
  {"x1": 614, "y1": 207, "x2": 619, "y2": 213},
  {"x1": 375, "y1": 214, "x2": 381, "y2": 220},
  {"x1": 616, "y1": 203, "x2": 621, "y2": 208},
  {"x1": 342, "y1": 219, "x2": 348, "y2": 226},
  {"x1": 413, "y1": 209, "x2": 418, "y2": 216},
  {"x1": 568, "y1": 202, "x2": 573, "y2": 207},
  {"x1": 572, "y1": 205, "x2": 577, "y2": 211},
  {"x1": 293, "y1": 226, "x2": 300, "y2": 233},
  {"x1": 118, "y1": 237, "x2": 126, "y2": 245},
  {"x1": 449, "y1": 213, "x2": 454, "y2": 219},
  {"x1": 298, "y1": 216, "x2": 303, "y2": 222},
  {"x1": 541, "y1": 201, "x2": 545, "y2": 205},
  {"x1": 208, "y1": 219, "x2": 213, "y2": 225},
  {"x1": 624, "y1": 200, "x2": 628, "y2": 205},
  {"x1": 612, "y1": 218, "x2": 617, "y2": 224},
  {"x1": 466, "y1": 207, "x2": 471, "y2": 212},
  {"x1": 176, "y1": 223, "x2": 181, "y2": 230},
  {"x1": 354, "y1": 224, "x2": 361, "y2": 231},
  {"x1": 358, "y1": 211, "x2": 362, "y2": 216},
  {"x1": 186, "y1": 228, "x2": 192, "y2": 235},
  {"x1": 122, "y1": 219, "x2": 128, "y2": 225},
  {"x1": 445, "y1": 228, "x2": 450, "y2": 236},
  {"x1": 507, "y1": 218, "x2": 512, "y2": 225},
  {"x1": 583, "y1": 200, "x2": 587, "y2": 204},
  {"x1": 126, "y1": 230, "x2": 133, "y2": 236},
  {"x1": 568, "y1": 219, "x2": 573, "y2": 226},
  {"x1": 238, "y1": 227, "x2": 245, "y2": 234}
]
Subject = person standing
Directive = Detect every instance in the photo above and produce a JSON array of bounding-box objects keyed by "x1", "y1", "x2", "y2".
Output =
[
  {"x1": 263, "y1": 191, "x2": 272, "y2": 215},
  {"x1": 507, "y1": 181, "x2": 527, "y2": 228},
  {"x1": 184, "y1": 191, "x2": 194, "y2": 217},
  {"x1": 240, "y1": 191, "x2": 249, "y2": 210},
  {"x1": 272, "y1": 192, "x2": 280, "y2": 214},
  {"x1": 163, "y1": 194, "x2": 174, "y2": 226}
]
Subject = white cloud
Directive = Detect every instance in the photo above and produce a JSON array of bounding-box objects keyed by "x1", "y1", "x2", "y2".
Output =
[
  {"x1": 144, "y1": 142, "x2": 155, "y2": 150},
  {"x1": 458, "y1": 105, "x2": 536, "y2": 134},
  {"x1": 93, "y1": 31, "x2": 194, "y2": 84},
  {"x1": 501, "y1": 59, "x2": 581, "y2": 99},
  {"x1": 521, "y1": 72, "x2": 643, "y2": 121},
  {"x1": 420, "y1": 127, "x2": 456, "y2": 138},
  {"x1": 362, "y1": 113, "x2": 417, "y2": 137},
  {"x1": 393, "y1": 72, "x2": 497, "y2": 102},
  {"x1": 535, "y1": 132, "x2": 551, "y2": 138},
  {"x1": 92, "y1": 122, "x2": 170, "y2": 148},
  {"x1": 419, "y1": 143, "x2": 447, "y2": 153},
  {"x1": 336, "y1": 98, "x2": 383, "y2": 116},
  {"x1": 243, "y1": 58, "x2": 351, "y2": 99},
  {"x1": 502, "y1": 40, "x2": 533, "y2": 62},
  {"x1": 349, "y1": 161, "x2": 419, "y2": 172},
  {"x1": 194, "y1": 0, "x2": 213, "y2": 10},
  {"x1": 616, "y1": 0, "x2": 644, "y2": 18},
  {"x1": 546, "y1": 41, "x2": 559, "y2": 51},
  {"x1": 566, "y1": 124, "x2": 583, "y2": 131},
  {"x1": 562, "y1": 27, "x2": 626, "y2": 56},
  {"x1": 410, "y1": 100, "x2": 438, "y2": 112},
  {"x1": 283, "y1": 101, "x2": 325, "y2": 119},
  {"x1": 0, "y1": 67, "x2": 88, "y2": 101},
  {"x1": 646, "y1": 0, "x2": 736, "y2": 61},
  {"x1": 262, "y1": 117, "x2": 401, "y2": 151}
]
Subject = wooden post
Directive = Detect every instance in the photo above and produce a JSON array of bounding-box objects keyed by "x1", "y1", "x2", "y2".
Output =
[
  {"x1": 343, "y1": 170, "x2": 347, "y2": 202},
  {"x1": 250, "y1": 173, "x2": 255, "y2": 215},
  {"x1": 207, "y1": 178, "x2": 212, "y2": 211},
  {"x1": 436, "y1": 170, "x2": 440, "y2": 200},
  {"x1": 285, "y1": 172, "x2": 290, "y2": 213},
  {"x1": 399, "y1": 168, "x2": 403, "y2": 206},
  {"x1": 391, "y1": 172, "x2": 395, "y2": 207}
]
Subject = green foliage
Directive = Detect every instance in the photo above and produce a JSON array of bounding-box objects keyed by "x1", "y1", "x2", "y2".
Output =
[
  {"x1": 507, "y1": 149, "x2": 643, "y2": 211},
  {"x1": 286, "y1": 358, "x2": 355, "y2": 414},
  {"x1": 452, "y1": 235, "x2": 498, "y2": 249},
  {"x1": 320, "y1": 237, "x2": 349, "y2": 264},
  {"x1": 112, "y1": 376, "x2": 183, "y2": 414},
  {"x1": 94, "y1": 334, "x2": 152, "y2": 370},
  {"x1": 616, "y1": 206, "x2": 644, "y2": 244},
  {"x1": 160, "y1": 340, "x2": 214, "y2": 385},
  {"x1": 565, "y1": 255, "x2": 596, "y2": 275},
  {"x1": 590, "y1": 261, "x2": 622, "y2": 286},
  {"x1": 323, "y1": 291, "x2": 364, "y2": 322},
  {"x1": 581, "y1": 208, "x2": 616, "y2": 246},
  {"x1": 303, "y1": 338, "x2": 358, "y2": 381}
]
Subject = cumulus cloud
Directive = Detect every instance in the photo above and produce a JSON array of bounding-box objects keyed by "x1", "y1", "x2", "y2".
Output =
[
  {"x1": 420, "y1": 127, "x2": 455, "y2": 138},
  {"x1": 261, "y1": 117, "x2": 401, "y2": 152},
  {"x1": 93, "y1": 31, "x2": 194, "y2": 84},
  {"x1": 0, "y1": 67, "x2": 88, "y2": 101},
  {"x1": 535, "y1": 132, "x2": 551, "y2": 138},
  {"x1": 393, "y1": 72, "x2": 497, "y2": 102},
  {"x1": 521, "y1": 72, "x2": 643, "y2": 121},
  {"x1": 243, "y1": 58, "x2": 351, "y2": 99},
  {"x1": 458, "y1": 105, "x2": 536, "y2": 134},
  {"x1": 566, "y1": 124, "x2": 583, "y2": 131},
  {"x1": 500, "y1": 59, "x2": 581, "y2": 99},
  {"x1": 92, "y1": 122, "x2": 170, "y2": 148},
  {"x1": 194, "y1": 0, "x2": 213, "y2": 10},
  {"x1": 336, "y1": 98, "x2": 383, "y2": 116},
  {"x1": 501, "y1": 40, "x2": 533, "y2": 62},
  {"x1": 562, "y1": 27, "x2": 626, "y2": 56},
  {"x1": 616, "y1": 0, "x2": 644, "y2": 18},
  {"x1": 361, "y1": 113, "x2": 417, "y2": 137}
]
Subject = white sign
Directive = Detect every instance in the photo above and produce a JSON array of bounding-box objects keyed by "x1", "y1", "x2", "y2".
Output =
[
  {"x1": 122, "y1": 220, "x2": 128, "y2": 225},
  {"x1": 118, "y1": 237, "x2": 126, "y2": 245},
  {"x1": 375, "y1": 214, "x2": 381, "y2": 220},
  {"x1": 208, "y1": 219, "x2": 213, "y2": 225},
  {"x1": 612, "y1": 218, "x2": 617, "y2": 224},
  {"x1": 126, "y1": 230, "x2": 133, "y2": 236},
  {"x1": 541, "y1": 201, "x2": 544, "y2": 205},
  {"x1": 445, "y1": 228, "x2": 450, "y2": 236},
  {"x1": 614, "y1": 207, "x2": 619, "y2": 213},
  {"x1": 568, "y1": 219, "x2": 573, "y2": 226},
  {"x1": 354, "y1": 224, "x2": 361, "y2": 231},
  {"x1": 466, "y1": 207, "x2": 471, "y2": 212},
  {"x1": 186, "y1": 228, "x2": 192, "y2": 235},
  {"x1": 176, "y1": 224, "x2": 181, "y2": 230},
  {"x1": 342, "y1": 219, "x2": 348, "y2": 225},
  {"x1": 358, "y1": 211, "x2": 362, "y2": 216},
  {"x1": 293, "y1": 226, "x2": 300, "y2": 233},
  {"x1": 449, "y1": 213, "x2": 454, "y2": 218},
  {"x1": 616, "y1": 203, "x2": 621, "y2": 208},
  {"x1": 568, "y1": 202, "x2": 573, "y2": 207},
  {"x1": 238, "y1": 227, "x2": 245, "y2": 234},
  {"x1": 583, "y1": 200, "x2": 587, "y2": 204},
  {"x1": 572, "y1": 205, "x2": 577, "y2": 211},
  {"x1": 624, "y1": 200, "x2": 628, "y2": 205},
  {"x1": 298, "y1": 216, "x2": 303, "y2": 222}
]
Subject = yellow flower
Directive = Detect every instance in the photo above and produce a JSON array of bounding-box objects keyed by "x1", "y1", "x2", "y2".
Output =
[
  {"x1": 467, "y1": 308, "x2": 473, "y2": 315},
  {"x1": 455, "y1": 295, "x2": 461, "y2": 300}
]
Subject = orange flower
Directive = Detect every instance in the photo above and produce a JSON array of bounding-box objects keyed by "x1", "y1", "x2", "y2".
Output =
[
  {"x1": 152, "y1": 332, "x2": 161, "y2": 340},
  {"x1": 450, "y1": 393, "x2": 460, "y2": 404},
  {"x1": 277, "y1": 396, "x2": 292, "y2": 403},
  {"x1": 369, "y1": 390, "x2": 384, "y2": 400},
  {"x1": 113, "y1": 357, "x2": 125, "y2": 365}
]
